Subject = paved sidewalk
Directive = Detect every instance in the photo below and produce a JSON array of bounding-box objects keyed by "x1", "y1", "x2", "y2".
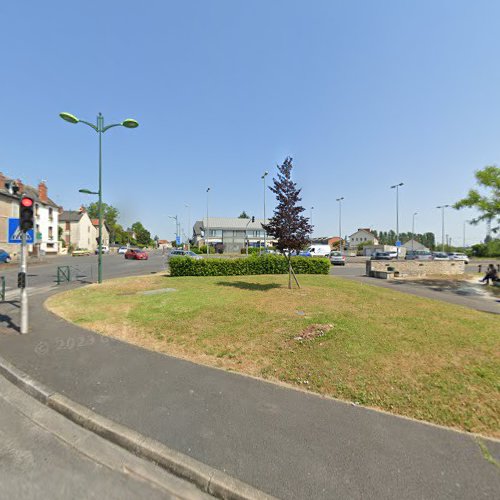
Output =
[{"x1": 0, "y1": 289, "x2": 499, "y2": 499}]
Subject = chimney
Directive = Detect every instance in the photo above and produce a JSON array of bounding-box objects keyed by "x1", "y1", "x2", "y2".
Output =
[
  {"x1": 0, "y1": 172, "x2": 5, "y2": 189},
  {"x1": 16, "y1": 179, "x2": 24, "y2": 194},
  {"x1": 38, "y1": 181, "x2": 48, "y2": 203}
]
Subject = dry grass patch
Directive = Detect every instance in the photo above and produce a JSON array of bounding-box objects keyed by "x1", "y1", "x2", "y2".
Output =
[{"x1": 46, "y1": 274, "x2": 500, "y2": 437}]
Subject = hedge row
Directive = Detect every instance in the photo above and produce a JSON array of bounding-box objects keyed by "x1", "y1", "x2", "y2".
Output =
[{"x1": 169, "y1": 255, "x2": 330, "y2": 277}]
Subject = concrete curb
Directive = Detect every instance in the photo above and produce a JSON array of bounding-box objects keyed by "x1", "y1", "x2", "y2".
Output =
[{"x1": 0, "y1": 355, "x2": 275, "y2": 500}]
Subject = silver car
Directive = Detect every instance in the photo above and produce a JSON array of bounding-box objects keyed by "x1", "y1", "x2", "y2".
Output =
[
  {"x1": 329, "y1": 251, "x2": 346, "y2": 266},
  {"x1": 405, "y1": 250, "x2": 433, "y2": 261},
  {"x1": 448, "y1": 252, "x2": 469, "y2": 264}
]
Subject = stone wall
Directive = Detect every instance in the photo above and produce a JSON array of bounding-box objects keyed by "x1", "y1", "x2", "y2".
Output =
[{"x1": 366, "y1": 260, "x2": 465, "y2": 278}]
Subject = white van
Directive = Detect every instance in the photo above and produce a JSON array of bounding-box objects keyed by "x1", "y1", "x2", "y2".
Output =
[{"x1": 305, "y1": 245, "x2": 331, "y2": 257}]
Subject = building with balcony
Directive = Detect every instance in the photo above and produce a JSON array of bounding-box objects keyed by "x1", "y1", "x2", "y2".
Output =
[{"x1": 193, "y1": 217, "x2": 273, "y2": 253}]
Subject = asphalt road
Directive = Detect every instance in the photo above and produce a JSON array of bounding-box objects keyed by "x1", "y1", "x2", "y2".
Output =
[{"x1": 0, "y1": 375, "x2": 209, "y2": 499}]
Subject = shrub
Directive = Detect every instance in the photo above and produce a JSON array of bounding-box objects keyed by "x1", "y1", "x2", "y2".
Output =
[
  {"x1": 169, "y1": 255, "x2": 330, "y2": 277},
  {"x1": 240, "y1": 247, "x2": 263, "y2": 255}
]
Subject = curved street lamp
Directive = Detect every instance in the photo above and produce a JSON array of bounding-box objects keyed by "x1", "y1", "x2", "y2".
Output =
[{"x1": 60, "y1": 112, "x2": 139, "y2": 283}]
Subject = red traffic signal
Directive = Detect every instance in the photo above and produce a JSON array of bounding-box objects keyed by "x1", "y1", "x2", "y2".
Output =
[
  {"x1": 20, "y1": 196, "x2": 35, "y2": 232},
  {"x1": 21, "y1": 197, "x2": 34, "y2": 208}
]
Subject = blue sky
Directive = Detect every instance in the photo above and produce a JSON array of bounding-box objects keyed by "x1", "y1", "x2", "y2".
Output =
[{"x1": 1, "y1": 0, "x2": 499, "y2": 245}]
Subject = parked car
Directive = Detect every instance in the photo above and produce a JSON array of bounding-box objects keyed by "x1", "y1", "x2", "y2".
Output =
[
  {"x1": 405, "y1": 250, "x2": 433, "y2": 261},
  {"x1": 94, "y1": 245, "x2": 110, "y2": 255},
  {"x1": 0, "y1": 249, "x2": 12, "y2": 263},
  {"x1": 448, "y1": 252, "x2": 469, "y2": 264},
  {"x1": 117, "y1": 246, "x2": 128, "y2": 254},
  {"x1": 329, "y1": 251, "x2": 346, "y2": 266},
  {"x1": 72, "y1": 248, "x2": 91, "y2": 256},
  {"x1": 371, "y1": 252, "x2": 393, "y2": 260},
  {"x1": 432, "y1": 252, "x2": 450, "y2": 260},
  {"x1": 169, "y1": 249, "x2": 202, "y2": 260},
  {"x1": 124, "y1": 248, "x2": 149, "y2": 260}
]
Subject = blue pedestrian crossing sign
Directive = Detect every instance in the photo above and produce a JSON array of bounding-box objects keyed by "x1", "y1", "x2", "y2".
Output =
[
  {"x1": 8, "y1": 218, "x2": 34, "y2": 243},
  {"x1": 176, "y1": 235, "x2": 181, "y2": 245}
]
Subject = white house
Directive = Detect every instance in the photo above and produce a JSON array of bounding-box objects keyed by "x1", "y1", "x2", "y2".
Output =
[
  {"x1": 348, "y1": 228, "x2": 379, "y2": 249},
  {"x1": 59, "y1": 208, "x2": 98, "y2": 251},
  {"x1": 0, "y1": 174, "x2": 60, "y2": 255}
]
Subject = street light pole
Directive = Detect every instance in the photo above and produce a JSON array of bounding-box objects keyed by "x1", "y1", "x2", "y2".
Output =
[
  {"x1": 60, "y1": 111, "x2": 138, "y2": 284},
  {"x1": 310, "y1": 206, "x2": 314, "y2": 242},
  {"x1": 336, "y1": 197, "x2": 344, "y2": 253},
  {"x1": 261, "y1": 171, "x2": 268, "y2": 255},
  {"x1": 436, "y1": 205, "x2": 450, "y2": 252},
  {"x1": 412, "y1": 212, "x2": 418, "y2": 252},
  {"x1": 390, "y1": 182, "x2": 404, "y2": 259},
  {"x1": 206, "y1": 187, "x2": 210, "y2": 255},
  {"x1": 168, "y1": 215, "x2": 178, "y2": 245},
  {"x1": 185, "y1": 203, "x2": 191, "y2": 251}
]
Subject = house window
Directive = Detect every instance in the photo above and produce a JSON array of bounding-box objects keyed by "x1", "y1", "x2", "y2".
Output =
[
  {"x1": 66, "y1": 221, "x2": 70, "y2": 231},
  {"x1": 48, "y1": 226, "x2": 53, "y2": 240},
  {"x1": 35, "y1": 204, "x2": 40, "y2": 217},
  {"x1": 48, "y1": 207, "x2": 53, "y2": 220}
]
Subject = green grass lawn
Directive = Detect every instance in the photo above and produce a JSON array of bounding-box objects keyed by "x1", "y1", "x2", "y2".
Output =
[{"x1": 46, "y1": 274, "x2": 500, "y2": 437}]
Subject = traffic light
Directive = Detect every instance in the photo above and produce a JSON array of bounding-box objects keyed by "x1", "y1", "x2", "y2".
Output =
[
  {"x1": 18, "y1": 272, "x2": 26, "y2": 288},
  {"x1": 251, "y1": 216, "x2": 255, "y2": 223},
  {"x1": 19, "y1": 197, "x2": 34, "y2": 232}
]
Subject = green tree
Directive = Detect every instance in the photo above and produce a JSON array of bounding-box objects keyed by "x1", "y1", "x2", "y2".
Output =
[
  {"x1": 85, "y1": 202, "x2": 120, "y2": 242},
  {"x1": 131, "y1": 221, "x2": 152, "y2": 247},
  {"x1": 454, "y1": 165, "x2": 500, "y2": 233},
  {"x1": 238, "y1": 211, "x2": 249, "y2": 218}
]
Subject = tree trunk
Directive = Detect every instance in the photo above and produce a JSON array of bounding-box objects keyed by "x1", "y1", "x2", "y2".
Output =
[{"x1": 288, "y1": 255, "x2": 292, "y2": 289}]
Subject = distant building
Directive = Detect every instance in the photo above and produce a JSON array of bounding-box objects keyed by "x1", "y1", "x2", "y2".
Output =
[
  {"x1": 348, "y1": 228, "x2": 379, "y2": 249},
  {"x1": 402, "y1": 239, "x2": 429, "y2": 252},
  {"x1": 59, "y1": 208, "x2": 97, "y2": 251},
  {"x1": 90, "y1": 219, "x2": 110, "y2": 247},
  {"x1": 0, "y1": 173, "x2": 60, "y2": 256},
  {"x1": 193, "y1": 217, "x2": 273, "y2": 253}
]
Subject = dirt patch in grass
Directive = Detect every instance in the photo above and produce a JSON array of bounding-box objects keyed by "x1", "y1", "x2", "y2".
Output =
[{"x1": 46, "y1": 274, "x2": 500, "y2": 437}]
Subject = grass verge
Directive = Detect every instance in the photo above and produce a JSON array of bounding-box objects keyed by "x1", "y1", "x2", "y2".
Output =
[{"x1": 46, "y1": 274, "x2": 500, "y2": 437}]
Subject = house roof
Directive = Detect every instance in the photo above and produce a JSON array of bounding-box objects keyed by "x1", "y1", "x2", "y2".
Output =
[
  {"x1": 90, "y1": 219, "x2": 111, "y2": 231},
  {"x1": 402, "y1": 239, "x2": 429, "y2": 251},
  {"x1": 349, "y1": 228, "x2": 378, "y2": 239},
  {"x1": 59, "y1": 210, "x2": 84, "y2": 222},
  {"x1": 201, "y1": 217, "x2": 269, "y2": 231},
  {"x1": 0, "y1": 176, "x2": 59, "y2": 208}
]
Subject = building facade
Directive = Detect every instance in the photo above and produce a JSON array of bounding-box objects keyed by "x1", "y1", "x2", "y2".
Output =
[
  {"x1": 0, "y1": 174, "x2": 60, "y2": 256},
  {"x1": 193, "y1": 217, "x2": 273, "y2": 253},
  {"x1": 348, "y1": 228, "x2": 379, "y2": 250},
  {"x1": 59, "y1": 209, "x2": 97, "y2": 251}
]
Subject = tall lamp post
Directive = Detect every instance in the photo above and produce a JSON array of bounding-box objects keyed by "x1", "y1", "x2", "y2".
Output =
[
  {"x1": 185, "y1": 203, "x2": 191, "y2": 250},
  {"x1": 390, "y1": 182, "x2": 404, "y2": 259},
  {"x1": 206, "y1": 187, "x2": 210, "y2": 255},
  {"x1": 60, "y1": 112, "x2": 138, "y2": 284},
  {"x1": 310, "y1": 206, "x2": 314, "y2": 241},
  {"x1": 336, "y1": 197, "x2": 344, "y2": 253},
  {"x1": 411, "y1": 212, "x2": 418, "y2": 251},
  {"x1": 261, "y1": 171, "x2": 268, "y2": 255},
  {"x1": 436, "y1": 205, "x2": 450, "y2": 251},
  {"x1": 168, "y1": 215, "x2": 179, "y2": 245}
]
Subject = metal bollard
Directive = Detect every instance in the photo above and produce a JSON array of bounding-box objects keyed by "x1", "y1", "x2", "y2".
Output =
[{"x1": 478, "y1": 264, "x2": 482, "y2": 273}]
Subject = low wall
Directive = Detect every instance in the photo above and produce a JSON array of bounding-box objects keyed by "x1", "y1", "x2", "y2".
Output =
[{"x1": 366, "y1": 260, "x2": 465, "y2": 278}]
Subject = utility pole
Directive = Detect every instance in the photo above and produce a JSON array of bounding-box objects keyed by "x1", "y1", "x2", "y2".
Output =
[
  {"x1": 390, "y1": 182, "x2": 404, "y2": 259},
  {"x1": 185, "y1": 203, "x2": 191, "y2": 250},
  {"x1": 261, "y1": 171, "x2": 268, "y2": 255},
  {"x1": 206, "y1": 187, "x2": 210, "y2": 255},
  {"x1": 436, "y1": 205, "x2": 450, "y2": 252},
  {"x1": 336, "y1": 197, "x2": 344, "y2": 253},
  {"x1": 412, "y1": 212, "x2": 418, "y2": 252}
]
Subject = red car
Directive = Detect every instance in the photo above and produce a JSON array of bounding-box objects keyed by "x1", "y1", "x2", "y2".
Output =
[{"x1": 124, "y1": 248, "x2": 149, "y2": 260}]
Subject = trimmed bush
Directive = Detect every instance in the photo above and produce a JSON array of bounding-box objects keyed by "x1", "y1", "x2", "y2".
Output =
[{"x1": 169, "y1": 255, "x2": 330, "y2": 277}]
